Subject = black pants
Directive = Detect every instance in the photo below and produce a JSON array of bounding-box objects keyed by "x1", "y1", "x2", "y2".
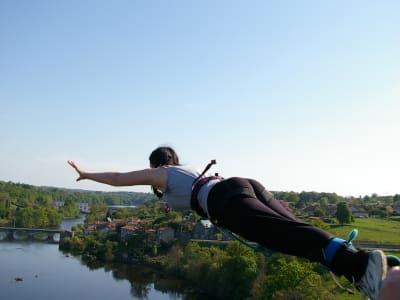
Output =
[
  {"x1": 207, "y1": 177, "x2": 370, "y2": 281},
  {"x1": 207, "y1": 177, "x2": 336, "y2": 264}
]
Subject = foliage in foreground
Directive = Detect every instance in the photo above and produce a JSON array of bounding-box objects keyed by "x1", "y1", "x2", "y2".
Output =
[
  {"x1": 62, "y1": 229, "x2": 346, "y2": 299},
  {"x1": 162, "y1": 241, "x2": 343, "y2": 300},
  {"x1": 60, "y1": 232, "x2": 119, "y2": 263}
]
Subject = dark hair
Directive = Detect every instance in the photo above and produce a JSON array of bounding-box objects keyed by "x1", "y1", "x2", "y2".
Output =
[
  {"x1": 149, "y1": 146, "x2": 180, "y2": 168},
  {"x1": 149, "y1": 146, "x2": 180, "y2": 198}
]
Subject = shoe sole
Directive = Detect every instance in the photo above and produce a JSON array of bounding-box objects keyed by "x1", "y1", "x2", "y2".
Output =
[{"x1": 362, "y1": 250, "x2": 388, "y2": 300}]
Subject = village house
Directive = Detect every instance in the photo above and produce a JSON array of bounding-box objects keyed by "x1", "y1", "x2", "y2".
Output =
[
  {"x1": 298, "y1": 205, "x2": 318, "y2": 216},
  {"x1": 192, "y1": 220, "x2": 217, "y2": 240},
  {"x1": 157, "y1": 227, "x2": 175, "y2": 243},
  {"x1": 392, "y1": 204, "x2": 400, "y2": 216},
  {"x1": 77, "y1": 202, "x2": 90, "y2": 213},
  {"x1": 53, "y1": 201, "x2": 65, "y2": 208},
  {"x1": 120, "y1": 225, "x2": 138, "y2": 241},
  {"x1": 322, "y1": 204, "x2": 337, "y2": 217},
  {"x1": 350, "y1": 206, "x2": 369, "y2": 218},
  {"x1": 53, "y1": 201, "x2": 90, "y2": 213},
  {"x1": 353, "y1": 212, "x2": 369, "y2": 218},
  {"x1": 145, "y1": 229, "x2": 157, "y2": 240},
  {"x1": 84, "y1": 220, "x2": 109, "y2": 234},
  {"x1": 278, "y1": 200, "x2": 292, "y2": 212},
  {"x1": 126, "y1": 217, "x2": 145, "y2": 226}
]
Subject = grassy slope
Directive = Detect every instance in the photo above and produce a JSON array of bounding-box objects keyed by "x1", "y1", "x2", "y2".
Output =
[{"x1": 329, "y1": 218, "x2": 400, "y2": 244}]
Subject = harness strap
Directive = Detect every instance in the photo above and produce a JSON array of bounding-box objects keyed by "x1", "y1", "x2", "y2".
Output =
[
  {"x1": 193, "y1": 159, "x2": 217, "y2": 187},
  {"x1": 191, "y1": 160, "x2": 222, "y2": 217}
]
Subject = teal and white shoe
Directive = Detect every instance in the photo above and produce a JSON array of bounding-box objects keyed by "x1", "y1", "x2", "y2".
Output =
[
  {"x1": 355, "y1": 250, "x2": 387, "y2": 300},
  {"x1": 387, "y1": 255, "x2": 400, "y2": 268}
]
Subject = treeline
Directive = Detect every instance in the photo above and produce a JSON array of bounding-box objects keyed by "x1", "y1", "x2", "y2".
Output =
[
  {"x1": 274, "y1": 190, "x2": 400, "y2": 208},
  {"x1": 0, "y1": 180, "x2": 155, "y2": 228}
]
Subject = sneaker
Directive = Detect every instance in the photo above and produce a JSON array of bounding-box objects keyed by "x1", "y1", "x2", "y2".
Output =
[
  {"x1": 387, "y1": 254, "x2": 400, "y2": 268},
  {"x1": 356, "y1": 250, "x2": 387, "y2": 300}
]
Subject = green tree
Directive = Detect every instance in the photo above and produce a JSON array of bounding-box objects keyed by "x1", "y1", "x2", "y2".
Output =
[
  {"x1": 219, "y1": 242, "x2": 258, "y2": 299},
  {"x1": 46, "y1": 207, "x2": 62, "y2": 227},
  {"x1": 86, "y1": 203, "x2": 108, "y2": 222},
  {"x1": 394, "y1": 194, "x2": 400, "y2": 202},
  {"x1": 59, "y1": 199, "x2": 80, "y2": 218},
  {"x1": 385, "y1": 205, "x2": 394, "y2": 217},
  {"x1": 0, "y1": 193, "x2": 10, "y2": 219},
  {"x1": 125, "y1": 229, "x2": 155, "y2": 258},
  {"x1": 34, "y1": 208, "x2": 48, "y2": 228},
  {"x1": 177, "y1": 241, "x2": 258, "y2": 300},
  {"x1": 286, "y1": 192, "x2": 299, "y2": 205},
  {"x1": 164, "y1": 245, "x2": 184, "y2": 275},
  {"x1": 336, "y1": 202, "x2": 353, "y2": 224},
  {"x1": 260, "y1": 254, "x2": 336, "y2": 300},
  {"x1": 314, "y1": 207, "x2": 326, "y2": 217},
  {"x1": 319, "y1": 196, "x2": 329, "y2": 206},
  {"x1": 16, "y1": 207, "x2": 35, "y2": 227}
]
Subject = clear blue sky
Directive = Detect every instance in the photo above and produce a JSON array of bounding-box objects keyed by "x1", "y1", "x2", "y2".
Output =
[{"x1": 1, "y1": 1, "x2": 399, "y2": 197}]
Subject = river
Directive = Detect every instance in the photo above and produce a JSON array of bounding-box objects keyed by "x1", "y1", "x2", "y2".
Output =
[{"x1": 0, "y1": 216, "x2": 188, "y2": 300}]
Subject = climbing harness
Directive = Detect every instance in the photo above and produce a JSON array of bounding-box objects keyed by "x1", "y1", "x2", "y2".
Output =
[
  {"x1": 194, "y1": 159, "x2": 219, "y2": 181},
  {"x1": 190, "y1": 160, "x2": 223, "y2": 218}
]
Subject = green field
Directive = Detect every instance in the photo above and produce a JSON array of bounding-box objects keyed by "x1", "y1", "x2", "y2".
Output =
[{"x1": 329, "y1": 218, "x2": 400, "y2": 245}]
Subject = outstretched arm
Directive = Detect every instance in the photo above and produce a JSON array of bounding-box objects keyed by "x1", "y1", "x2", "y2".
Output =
[{"x1": 67, "y1": 160, "x2": 167, "y2": 189}]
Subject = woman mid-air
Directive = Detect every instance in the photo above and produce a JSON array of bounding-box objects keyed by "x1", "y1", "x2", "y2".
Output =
[{"x1": 68, "y1": 146, "x2": 389, "y2": 300}]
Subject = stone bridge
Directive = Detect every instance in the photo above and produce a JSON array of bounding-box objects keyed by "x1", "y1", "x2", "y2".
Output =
[{"x1": 0, "y1": 227, "x2": 73, "y2": 243}]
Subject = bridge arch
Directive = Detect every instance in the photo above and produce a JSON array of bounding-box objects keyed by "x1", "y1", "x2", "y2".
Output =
[
  {"x1": 0, "y1": 231, "x2": 8, "y2": 240},
  {"x1": 0, "y1": 227, "x2": 72, "y2": 243}
]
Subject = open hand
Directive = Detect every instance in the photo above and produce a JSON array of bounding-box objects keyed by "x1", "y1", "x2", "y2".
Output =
[{"x1": 67, "y1": 160, "x2": 87, "y2": 181}]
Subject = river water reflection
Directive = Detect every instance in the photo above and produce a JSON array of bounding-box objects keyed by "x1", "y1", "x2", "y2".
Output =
[{"x1": 0, "y1": 217, "x2": 190, "y2": 300}]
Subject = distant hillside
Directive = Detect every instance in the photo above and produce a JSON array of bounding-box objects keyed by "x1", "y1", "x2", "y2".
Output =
[{"x1": 1, "y1": 180, "x2": 156, "y2": 207}]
